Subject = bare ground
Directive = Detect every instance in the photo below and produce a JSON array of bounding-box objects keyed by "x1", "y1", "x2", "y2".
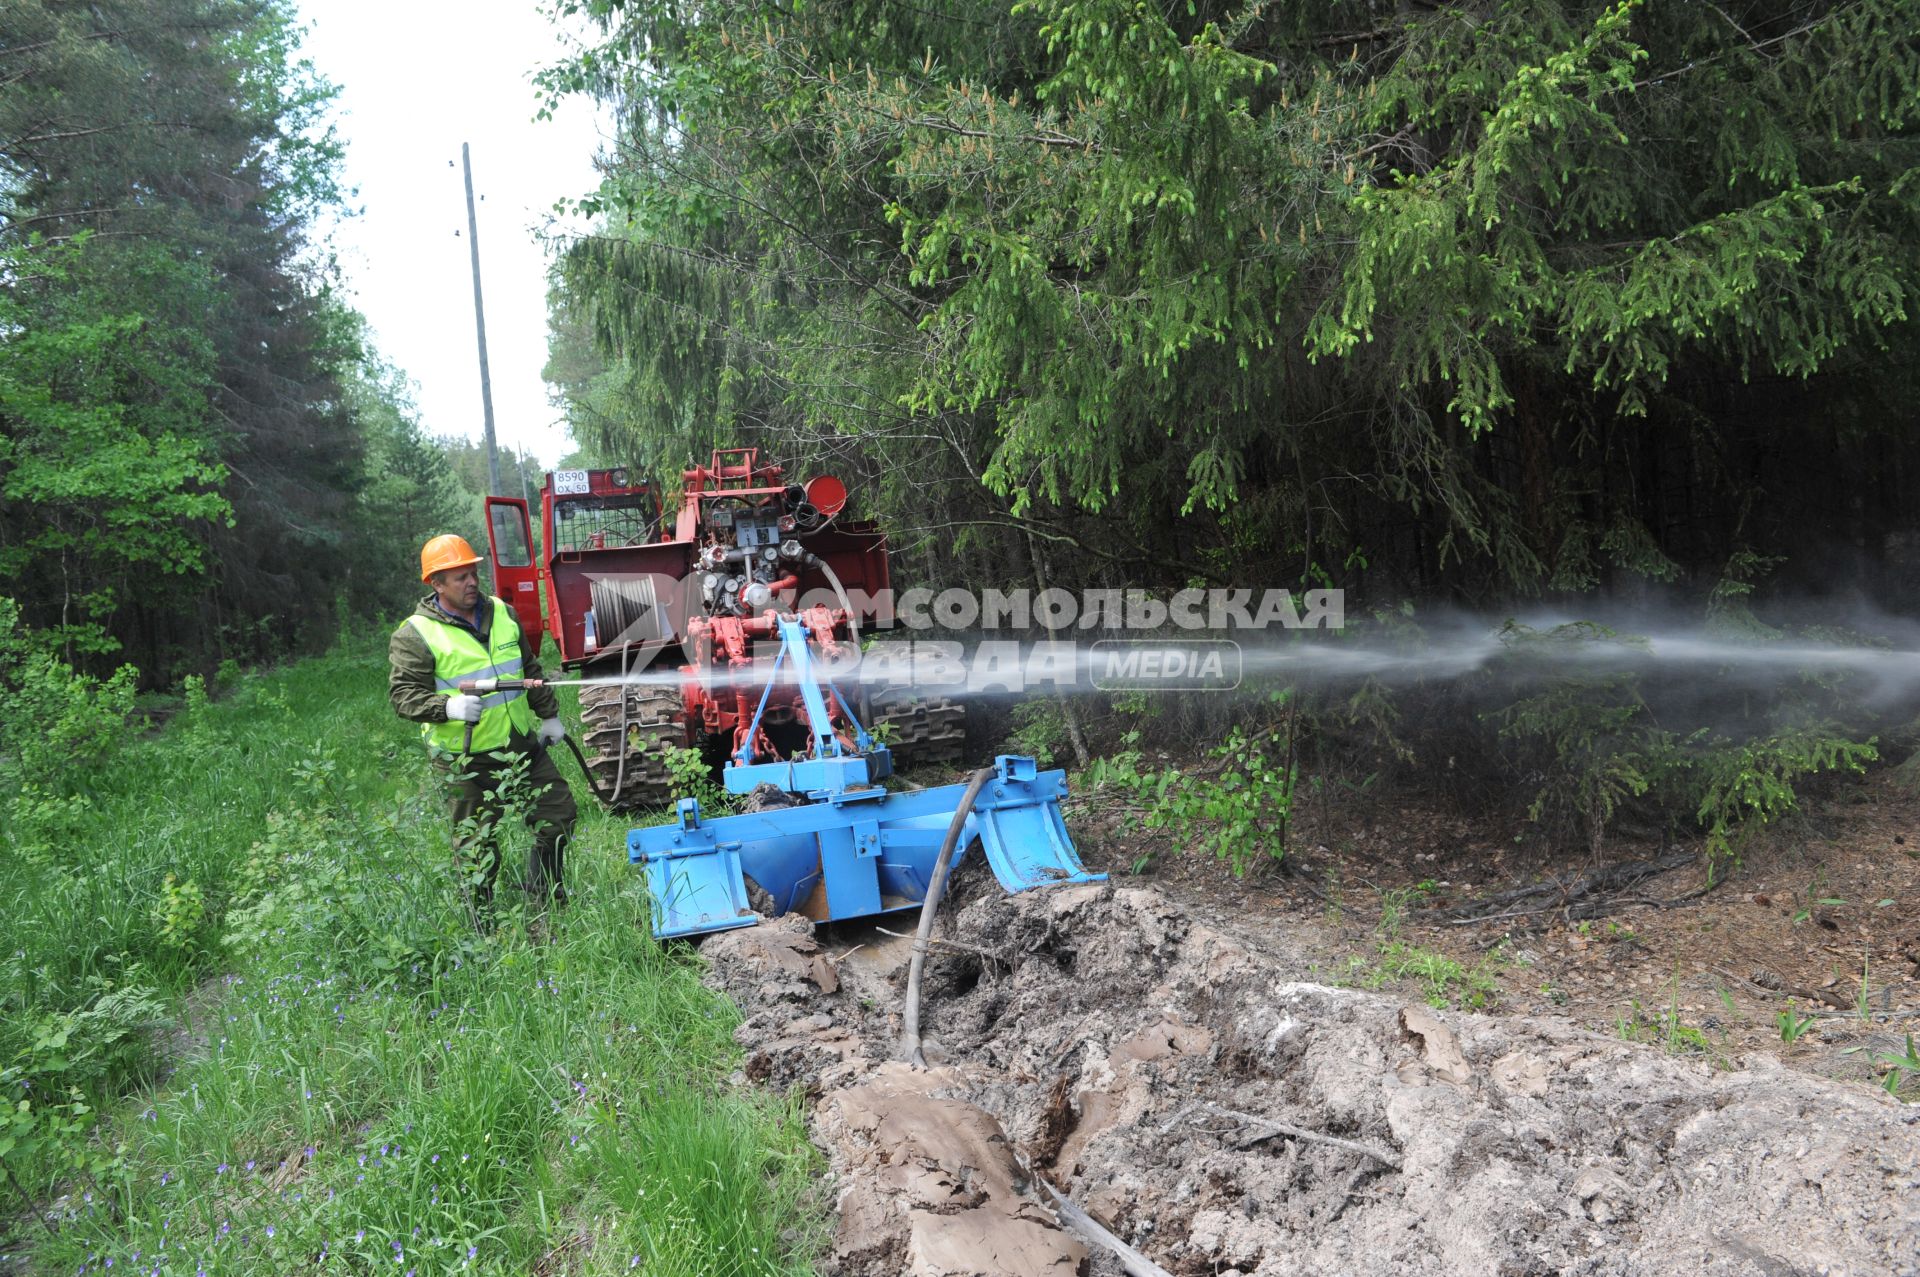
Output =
[
  {"x1": 701, "y1": 776, "x2": 1920, "y2": 1277},
  {"x1": 1079, "y1": 768, "x2": 1920, "y2": 1094}
]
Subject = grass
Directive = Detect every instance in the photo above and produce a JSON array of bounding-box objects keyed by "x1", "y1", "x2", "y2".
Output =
[
  {"x1": 1613, "y1": 974, "x2": 1728, "y2": 1066},
  {"x1": 1365, "y1": 941, "x2": 1505, "y2": 1010},
  {"x1": 1, "y1": 641, "x2": 821, "y2": 1274},
  {"x1": 1351, "y1": 883, "x2": 1503, "y2": 1010},
  {"x1": 1878, "y1": 1034, "x2": 1920, "y2": 1099},
  {"x1": 1616, "y1": 1002, "x2": 1717, "y2": 1060}
]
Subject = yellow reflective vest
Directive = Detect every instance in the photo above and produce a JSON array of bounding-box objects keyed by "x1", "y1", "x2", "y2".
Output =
[{"x1": 408, "y1": 596, "x2": 539, "y2": 754}]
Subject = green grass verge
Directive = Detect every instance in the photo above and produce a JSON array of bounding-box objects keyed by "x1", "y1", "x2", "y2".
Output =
[{"x1": 2, "y1": 645, "x2": 821, "y2": 1274}]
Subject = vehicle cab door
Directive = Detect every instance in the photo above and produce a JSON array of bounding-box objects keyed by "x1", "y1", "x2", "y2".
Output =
[{"x1": 484, "y1": 496, "x2": 543, "y2": 653}]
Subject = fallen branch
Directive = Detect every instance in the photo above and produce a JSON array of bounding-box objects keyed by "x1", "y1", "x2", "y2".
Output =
[
  {"x1": 1432, "y1": 853, "x2": 1696, "y2": 927},
  {"x1": 1444, "y1": 901, "x2": 1571, "y2": 929},
  {"x1": 1464, "y1": 873, "x2": 1727, "y2": 942},
  {"x1": 1160, "y1": 1101, "x2": 1403, "y2": 1170},
  {"x1": 1647, "y1": 880, "x2": 1722, "y2": 907},
  {"x1": 1041, "y1": 1181, "x2": 1176, "y2": 1277},
  {"x1": 1276, "y1": 853, "x2": 1333, "y2": 902},
  {"x1": 1713, "y1": 967, "x2": 1874, "y2": 1012},
  {"x1": 874, "y1": 925, "x2": 1007, "y2": 965}
]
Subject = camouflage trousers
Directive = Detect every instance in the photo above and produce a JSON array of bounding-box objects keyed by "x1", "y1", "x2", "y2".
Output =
[{"x1": 435, "y1": 733, "x2": 578, "y2": 911}]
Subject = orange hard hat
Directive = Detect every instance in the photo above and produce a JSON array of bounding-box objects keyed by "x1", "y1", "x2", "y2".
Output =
[{"x1": 420, "y1": 534, "x2": 482, "y2": 582}]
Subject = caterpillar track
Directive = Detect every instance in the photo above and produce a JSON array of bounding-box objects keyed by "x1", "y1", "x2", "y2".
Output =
[
  {"x1": 870, "y1": 691, "x2": 966, "y2": 768},
  {"x1": 577, "y1": 683, "x2": 686, "y2": 810}
]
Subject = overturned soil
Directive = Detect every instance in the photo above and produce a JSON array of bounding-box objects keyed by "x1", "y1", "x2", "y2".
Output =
[{"x1": 704, "y1": 877, "x2": 1919, "y2": 1276}]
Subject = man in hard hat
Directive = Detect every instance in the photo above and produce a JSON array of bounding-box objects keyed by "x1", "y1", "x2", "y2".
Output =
[{"x1": 389, "y1": 534, "x2": 577, "y2": 915}]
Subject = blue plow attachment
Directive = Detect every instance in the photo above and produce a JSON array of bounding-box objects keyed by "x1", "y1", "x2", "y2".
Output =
[{"x1": 628, "y1": 755, "x2": 1105, "y2": 939}]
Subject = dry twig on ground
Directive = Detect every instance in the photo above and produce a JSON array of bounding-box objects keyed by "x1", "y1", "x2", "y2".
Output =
[{"x1": 1161, "y1": 1100, "x2": 1403, "y2": 1169}]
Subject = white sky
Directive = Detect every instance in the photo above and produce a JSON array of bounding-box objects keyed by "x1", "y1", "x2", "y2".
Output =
[{"x1": 295, "y1": 0, "x2": 608, "y2": 471}]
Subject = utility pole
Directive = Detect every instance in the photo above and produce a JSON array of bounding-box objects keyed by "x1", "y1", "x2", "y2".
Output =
[{"x1": 462, "y1": 142, "x2": 501, "y2": 496}]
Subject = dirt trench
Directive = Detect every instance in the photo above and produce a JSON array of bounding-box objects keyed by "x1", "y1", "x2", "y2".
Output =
[{"x1": 701, "y1": 879, "x2": 1920, "y2": 1277}]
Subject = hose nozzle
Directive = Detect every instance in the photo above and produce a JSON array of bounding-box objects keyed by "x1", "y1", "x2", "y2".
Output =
[{"x1": 458, "y1": 677, "x2": 545, "y2": 694}]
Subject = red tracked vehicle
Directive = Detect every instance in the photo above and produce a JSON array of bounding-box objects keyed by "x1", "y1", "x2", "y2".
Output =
[{"x1": 482, "y1": 448, "x2": 963, "y2": 807}]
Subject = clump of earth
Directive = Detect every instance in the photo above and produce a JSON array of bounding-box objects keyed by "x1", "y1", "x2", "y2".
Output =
[{"x1": 699, "y1": 876, "x2": 1919, "y2": 1277}]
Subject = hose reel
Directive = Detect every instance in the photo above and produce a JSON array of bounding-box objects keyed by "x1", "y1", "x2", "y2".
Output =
[{"x1": 589, "y1": 575, "x2": 669, "y2": 647}]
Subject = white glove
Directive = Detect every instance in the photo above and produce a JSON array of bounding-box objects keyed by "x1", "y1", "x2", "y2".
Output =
[
  {"x1": 537, "y1": 717, "x2": 566, "y2": 745},
  {"x1": 444, "y1": 693, "x2": 483, "y2": 723}
]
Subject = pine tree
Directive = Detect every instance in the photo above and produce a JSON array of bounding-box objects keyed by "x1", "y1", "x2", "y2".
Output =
[{"x1": 543, "y1": 0, "x2": 1920, "y2": 600}]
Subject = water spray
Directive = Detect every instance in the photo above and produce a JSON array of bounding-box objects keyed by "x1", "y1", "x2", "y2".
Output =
[{"x1": 465, "y1": 619, "x2": 1920, "y2": 709}]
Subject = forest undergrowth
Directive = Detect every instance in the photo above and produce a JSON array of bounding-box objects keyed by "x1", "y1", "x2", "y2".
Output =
[{"x1": 0, "y1": 639, "x2": 820, "y2": 1276}]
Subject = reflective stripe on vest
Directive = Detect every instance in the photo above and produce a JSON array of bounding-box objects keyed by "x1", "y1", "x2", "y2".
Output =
[
  {"x1": 432, "y1": 656, "x2": 523, "y2": 690},
  {"x1": 408, "y1": 597, "x2": 539, "y2": 754}
]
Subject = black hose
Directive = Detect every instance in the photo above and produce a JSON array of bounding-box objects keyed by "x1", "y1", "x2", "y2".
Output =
[
  {"x1": 560, "y1": 733, "x2": 626, "y2": 808},
  {"x1": 899, "y1": 766, "x2": 994, "y2": 1066}
]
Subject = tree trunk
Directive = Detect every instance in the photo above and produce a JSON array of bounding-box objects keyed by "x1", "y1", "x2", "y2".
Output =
[{"x1": 1025, "y1": 529, "x2": 1090, "y2": 768}]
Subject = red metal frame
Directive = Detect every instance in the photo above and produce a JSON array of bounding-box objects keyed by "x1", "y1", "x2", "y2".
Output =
[
  {"x1": 486, "y1": 452, "x2": 894, "y2": 761},
  {"x1": 538, "y1": 470, "x2": 676, "y2": 666},
  {"x1": 682, "y1": 604, "x2": 860, "y2": 762},
  {"x1": 482, "y1": 496, "x2": 542, "y2": 642}
]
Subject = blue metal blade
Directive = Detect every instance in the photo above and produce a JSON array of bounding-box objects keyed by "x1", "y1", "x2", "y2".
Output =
[{"x1": 627, "y1": 756, "x2": 1103, "y2": 938}]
